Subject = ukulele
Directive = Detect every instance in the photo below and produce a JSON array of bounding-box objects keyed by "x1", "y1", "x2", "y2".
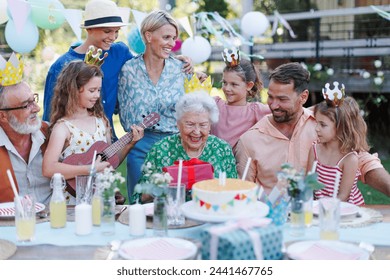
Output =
[{"x1": 63, "y1": 112, "x2": 160, "y2": 195}]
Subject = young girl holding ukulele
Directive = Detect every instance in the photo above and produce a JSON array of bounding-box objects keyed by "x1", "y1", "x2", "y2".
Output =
[
  {"x1": 211, "y1": 48, "x2": 270, "y2": 148},
  {"x1": 307, "y1": 82, "x2": 368, "y2": 205},
  {"x1": 42, "y1": 53, "x2": 143, "y2": 203}
]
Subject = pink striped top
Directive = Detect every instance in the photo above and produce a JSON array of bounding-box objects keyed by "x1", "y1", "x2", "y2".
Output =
[{"x1": 313, "y1": 144, "x2": 365, "y2": 206}]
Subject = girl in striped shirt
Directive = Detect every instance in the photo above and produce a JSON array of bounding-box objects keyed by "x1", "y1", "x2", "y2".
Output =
[{"x1": 307, "y1": 83, "x2": 368, "y2": 205}]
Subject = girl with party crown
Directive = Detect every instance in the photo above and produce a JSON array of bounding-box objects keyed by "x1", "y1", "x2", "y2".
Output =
[
  {"x1": 211, "y1": 48, "x2": 270, "y2": 148},
  {"x1": 306, "y1": 82, "x2": 368, "y2": 205},
  {"x1": 42, "y1": 55, "x2": 144, "y2": 204}
]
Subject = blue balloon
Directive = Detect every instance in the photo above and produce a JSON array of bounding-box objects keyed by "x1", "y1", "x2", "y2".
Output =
[
  {"x1": 5, "y1": 17, "x2": 39, "y2": 54},
  {"x1": 127, "y1": 27, "x2": 145, "y2": 54}
]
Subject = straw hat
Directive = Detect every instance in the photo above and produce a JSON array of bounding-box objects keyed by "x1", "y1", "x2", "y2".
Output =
[{"x1": 80, "y1": 0, "x2": 127, "y2": 29}]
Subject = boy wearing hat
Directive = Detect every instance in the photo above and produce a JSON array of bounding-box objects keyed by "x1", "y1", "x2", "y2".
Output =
[{"x1": 43, "y1": 0, "x2": 192, "y2": 141}]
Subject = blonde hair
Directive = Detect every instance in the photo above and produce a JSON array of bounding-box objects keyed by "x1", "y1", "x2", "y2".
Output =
[
  {"x1": 314, "y1": 96, "x2": 369, "y2": 153},
  {"x1": 140, "y1": 10, "x2": 178, "y2": 43},
  {"x1": 50, "y1": 60, "x2": 108, "y2": 132}
]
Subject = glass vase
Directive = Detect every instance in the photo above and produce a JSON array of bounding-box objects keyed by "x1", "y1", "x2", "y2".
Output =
[
  {"x1": 290, "y1": 196, "x2": 305, "y2": 236},
  {"x1": 153, "y1": 196, "x2": 167, "y2": 237},
  {"x1": 100, "y1": 193, "x2": 115, "y2": 235}
]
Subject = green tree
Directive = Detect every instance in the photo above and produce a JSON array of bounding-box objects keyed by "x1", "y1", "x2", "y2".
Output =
[{"x1": 197, "y1": 0, "x2": 229, "y2": 18}]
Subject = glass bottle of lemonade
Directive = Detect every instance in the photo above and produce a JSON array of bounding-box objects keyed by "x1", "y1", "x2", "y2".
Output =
[
  {"x1": 92, "y1": 187, "x2": 101, "y2": 226},
  {"x1": 49, "y1": 173, "x2": 66, "y2": 228}
]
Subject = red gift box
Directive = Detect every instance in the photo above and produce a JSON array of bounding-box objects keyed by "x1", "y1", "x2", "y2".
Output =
[{"x1": 163, "y1": 158, "x2": 214, "y2": 190}]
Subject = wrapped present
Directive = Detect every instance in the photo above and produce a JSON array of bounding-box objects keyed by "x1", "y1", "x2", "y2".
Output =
[
  {"x1": 258, "y1": 186, "x2": 289, "y2": 226},
  {"x1": 200, "y1": 218, "x2": 283, "y2": 260},
  {"x1": 163, "y1": 158, "x2": 214, "y2": 190}
]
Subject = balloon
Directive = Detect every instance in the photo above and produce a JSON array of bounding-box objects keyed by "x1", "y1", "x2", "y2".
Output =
[
  {"x1": 181, "y1": 36, "x2": 211, "y2": 64},
  {"x1": 0, "y1": 0, "x2": 9, "y2": 24},
  {"x1": 5, "y1": 17, "x2": 39, "y2": 53},
  {"x1": 28, "y1": 0, "x2": 65, "y2": 30},
  {"x1": 127, "y1": 27, "x2": 145, "y2": 54},
  {"x1": 241, "y1": 11, "x2": 270, "y2": 37},
  {"x1": 172, "y1": 39, "x2": 182, "y2": 52}
]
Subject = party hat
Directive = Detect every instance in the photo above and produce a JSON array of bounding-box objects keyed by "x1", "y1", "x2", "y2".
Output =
[
  {"x1": 184, "y1": 74, "x2": 212, "y2": 94},
  {"x1": 322, "y1": 81, "x2": 345, "y2": 107},
  {"x1": 84, "y1": 45, "x2": 108, "y2": 67},
  {"x1": 0, "y1": 53, "x2": 24, "y2": 86},
  {"x1": 222, "y1": 48, "x2": 240, "y2": 67}
]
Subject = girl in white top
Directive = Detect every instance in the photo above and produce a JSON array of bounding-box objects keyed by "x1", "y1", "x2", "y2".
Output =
[{"x1": 43, "y1": 60, "x2": 143, "y2": 184}]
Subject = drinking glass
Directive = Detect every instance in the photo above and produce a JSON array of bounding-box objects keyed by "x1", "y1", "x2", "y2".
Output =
[
  {"x1": 319, "y1": 197, "x2": 340, "y2": 240},
  {"x1": 15, "y1": 195, "x2": 36, "y2": 242},
  {"x1": 76, "y1": 175, "x2": 94, "y2": 204},
  {"x1": 166, "y1": 183, "x2": 186, "y2": 226}
]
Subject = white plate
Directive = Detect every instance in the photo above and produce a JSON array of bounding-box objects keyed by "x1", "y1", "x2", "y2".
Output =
[
  {"x1": 286, "y1": 240, "x2": 369, "y2": 260},
  {"x1": 142, "y1": 203, "x2": 154, "y2": 216},
  {"x1": 181, "y1": 201, "x2": 269, "y2": 223},
  {"x1": 313, "y1": 200, "x2": 359, "y2": 217},
  {"x1": 0, "y1": 202, "x2": 45, "y2": 218},
  {"x1": 118, "y1": 237, "x2": 197, "y2": 260}
]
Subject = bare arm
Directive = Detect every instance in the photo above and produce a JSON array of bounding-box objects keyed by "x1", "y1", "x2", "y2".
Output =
[
  {"x1": 116, "y1": 124, "x2": 144, "y2": 164},
  {"x1": 338, "y1": 153, "x2": 359, "y2": 201},
  {"x1": 364, "y1": 168, "x2": 390, "y2": 197},
  {"x1": 42, "y1": 122, "x2": 110, "y2": 179},
  {"x1": 306, "y1": 146, "x2": 315, "y2": 175}
]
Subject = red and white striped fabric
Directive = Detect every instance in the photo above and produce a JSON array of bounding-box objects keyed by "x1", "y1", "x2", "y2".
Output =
[{"x1": 313, "y1": 144, "x2": 364, "y2": 206}]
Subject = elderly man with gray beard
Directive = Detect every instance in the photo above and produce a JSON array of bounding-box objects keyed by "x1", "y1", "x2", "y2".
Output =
[{"x1": 0, "y1": 81, "x2": 52, "y2": 204}]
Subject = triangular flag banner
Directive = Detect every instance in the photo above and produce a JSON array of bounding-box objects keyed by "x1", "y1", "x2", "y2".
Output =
[
  {"x1": 199, "y1": 200, "x2": 204, "y2": 207},
  {"x1": 131, "y1": 9, "x2": 147, "y2": 30},
  {"x1": 118, "y1": 7, "x2": 130, "y2": 35},
  {"x1": 234, "y1": 194, "x2": 240, "y2": 200},
  {"x1": 221, "y1": 204, "x2": 227, "y2": 211},
  {"x1": 228, "y1": 200, "x2": 235, "y2": 207},
  {"x1": 64, "y1": 9, "x2": 82, "y2": 41},
  {"x1": 177, "y1": 16, "x2": 193, "y2": 37},
  {"x1": 212, "y1": 205, "x2": 219, "y2": 212},
  {"x1": 205, "y1": 203, "x2": 211, "y2": 210},
  {"x1": 242, "y1": 194, "x2": 247, "y2": 200},
  {"x1": 8, "y1": 0, "x2": 31, "y2": 34}
]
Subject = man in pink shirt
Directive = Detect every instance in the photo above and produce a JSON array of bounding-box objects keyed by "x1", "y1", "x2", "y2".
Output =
[{"x1": 234, "y1": 62, "x2": 390, "y2": 196}]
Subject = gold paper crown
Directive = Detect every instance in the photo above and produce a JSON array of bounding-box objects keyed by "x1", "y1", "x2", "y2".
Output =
[
  {"x1": 184, "y1": 74, "x2": 212, "y2": 94},
  {"x1": 322, "y1": 81, "x2": 345, "y2": 107},
  {"x1": 84, "y1": 45, "x2": 108, "y2": 67},
  {"x1": 0, "y1": 53, "x2": 24, "y2": 86},
  {"x1": 222, "y1": 48, "x2": 240, "y2": 67}
]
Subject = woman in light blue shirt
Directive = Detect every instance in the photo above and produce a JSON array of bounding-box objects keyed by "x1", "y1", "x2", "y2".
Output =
[{"x1": 118, "y1": 10, "x2": 204, "y2": 200}]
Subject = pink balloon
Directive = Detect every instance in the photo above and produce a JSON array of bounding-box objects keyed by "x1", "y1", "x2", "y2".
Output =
[{"x1": 172, "y1": 39, "x2": 182, "y2": 52}]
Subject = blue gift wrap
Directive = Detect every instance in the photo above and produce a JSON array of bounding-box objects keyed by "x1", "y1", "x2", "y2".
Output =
[{"x1": 200, "y1": 220, "x2": 283, "y2": 260}]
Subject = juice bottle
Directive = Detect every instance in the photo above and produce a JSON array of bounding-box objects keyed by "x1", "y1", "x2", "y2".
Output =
[
  {"x1": 49, "y1": 173, "x2": 67, "y2": 228},
  {"x1": 92, "y1": 193, "x2": 101, "y2": 226}
]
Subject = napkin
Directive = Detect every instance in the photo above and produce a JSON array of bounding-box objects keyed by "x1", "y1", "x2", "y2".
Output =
[
  {"x1": 293, "y1": 243, "x2": 362, "y2": 260},
  {"x1": 121, "y1": 239, "x2": 195, "y2": 260}
]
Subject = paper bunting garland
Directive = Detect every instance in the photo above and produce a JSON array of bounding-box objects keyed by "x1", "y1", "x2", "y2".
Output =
[{"x1": 193, "y1": 192, "x2": 256, "y2": 213}]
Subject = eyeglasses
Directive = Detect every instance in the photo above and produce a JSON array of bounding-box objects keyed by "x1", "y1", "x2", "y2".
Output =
[{"x1": 0, "y1": 94, "x2": 39, "y2": 111}]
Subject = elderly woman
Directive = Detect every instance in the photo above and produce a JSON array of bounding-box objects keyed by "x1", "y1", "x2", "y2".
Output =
[
  {"x1": 131, "y1": 91, "x2": 238, "y2": 204},
  {"x1": 118, "y1": 10, "x2": 206, "y2": 201}
]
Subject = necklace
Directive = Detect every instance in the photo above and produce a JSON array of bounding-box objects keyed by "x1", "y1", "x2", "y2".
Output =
[{"x1": 182, "y1": 140, "x2": 206, "y2": 159}]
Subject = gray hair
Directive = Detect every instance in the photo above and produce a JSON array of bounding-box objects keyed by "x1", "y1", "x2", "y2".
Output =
[
  {"x1": 0, "y1": 83, "x2": 18, "y2": 108},
  {"x1": 175, "y1": 91, "x2": 219, "y2": 124},
  {"x1": 140, "y1": 10, "x2": 179, "y2": 43}
]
